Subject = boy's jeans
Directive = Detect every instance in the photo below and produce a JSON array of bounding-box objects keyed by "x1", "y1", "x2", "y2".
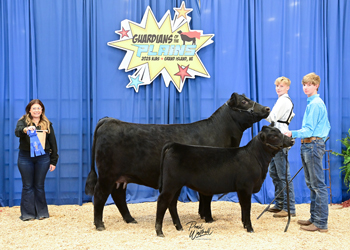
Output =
[
  {"x1": 269, "y1": 148, "x2": 296, "y2": 213},
  {"x1": 300, "y1": 139, "x2": 328, "y2": 229}
]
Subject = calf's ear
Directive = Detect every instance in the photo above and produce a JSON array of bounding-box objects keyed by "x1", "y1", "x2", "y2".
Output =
[{"x1": 259, "y1": 132, "x2": 266, "y2": 142}]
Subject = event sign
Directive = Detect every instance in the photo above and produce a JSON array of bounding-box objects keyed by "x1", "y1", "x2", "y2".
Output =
[{"x1": 108, "y1": 2, "x2": 214, "y2": 92}]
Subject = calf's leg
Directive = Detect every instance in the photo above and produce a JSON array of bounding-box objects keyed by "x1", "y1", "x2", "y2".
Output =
[
  {"x1": 237, "y1": 190, "x2": 254, "y2": 233},
  {"x1": 168, "y1": 189, "x2": 183, "y2": 231},
  {"x1": 198, "y1": 193, "x2": 214, "y2": 223},
  {"x1": 155, "y1": 191, "x2": 175, "y2": 237},
  {"x1": 111, "y1": 186, "x2": 136, "y2": 223}
]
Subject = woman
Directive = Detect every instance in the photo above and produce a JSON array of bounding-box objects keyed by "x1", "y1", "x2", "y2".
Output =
[{"x1": 14, "y1": 99, "x2": 58, "y2": 221}]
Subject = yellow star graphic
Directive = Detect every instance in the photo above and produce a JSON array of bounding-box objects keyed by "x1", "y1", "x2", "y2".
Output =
[{"x1": 174, "y1": 2, "x2": 192, "y2": 19}]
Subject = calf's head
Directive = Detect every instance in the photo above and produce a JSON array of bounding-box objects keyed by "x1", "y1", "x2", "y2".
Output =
[
  {"x1": 226, "y1": 93, "x2": 270, "y2": 122},
  {"x1": 258, "y1": 125, "x2": 295, "y2": 152}
]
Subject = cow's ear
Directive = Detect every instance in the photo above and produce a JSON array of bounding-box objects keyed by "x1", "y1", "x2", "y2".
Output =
[
  {"x1": 227, "y1": 93, "x2": 238, "y2": 107},
  {"x1": 259, "y1": 131, "x2": 266, "y2": 142}
]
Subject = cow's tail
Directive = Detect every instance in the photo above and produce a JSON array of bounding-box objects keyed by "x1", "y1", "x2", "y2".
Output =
[
  {"x1": 159, "y1": 142, "x2": 174, "y2": 193},
  {"x1": 85, "y1": 117, "x2": 109, "y2": 196}
]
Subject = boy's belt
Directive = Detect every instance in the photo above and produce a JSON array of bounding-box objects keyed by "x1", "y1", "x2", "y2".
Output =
[{"x1": 301, "y1": 137, "x2": 322, "y2": 143}]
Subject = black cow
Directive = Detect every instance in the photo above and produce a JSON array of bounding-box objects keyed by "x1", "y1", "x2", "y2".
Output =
[
  {"x1": 155, "y1": 125, "x2": 295, "y2": 237},
  {"x1": 177, "y1": 30, "x2": 197, "y2": 45},
  {"x1": 85, "y1": 93, "x2": 270, "y2": 230}
]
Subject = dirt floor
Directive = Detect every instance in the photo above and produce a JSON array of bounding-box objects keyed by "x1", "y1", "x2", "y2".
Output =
[{"x1": 0, "y1": 201, "x2": 349, "y2": 249}]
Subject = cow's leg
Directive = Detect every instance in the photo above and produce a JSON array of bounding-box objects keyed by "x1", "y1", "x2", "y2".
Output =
[
  {"x1": 168, "y1": 189, "x2": 183, "y2": 231},
  {"x1": 155, "y1": 191, "x2": 175, "y2": 237},
  {"x1": 237, "y1": 191, "x2": 254, "y2": 233},
  {"x1": 198, "y1": 193, "x2": 214, "y2": 223},
  {"x1": 111, "y1": 186, "x2": 136, "y2": 223},
  {"x1": 93, "y1": 180, "x2": 112, "y2": 231}
]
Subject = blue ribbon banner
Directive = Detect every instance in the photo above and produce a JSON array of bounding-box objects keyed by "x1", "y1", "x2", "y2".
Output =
[{"x1": 27, "y1": 130, "x2": 46, "y2": 157}]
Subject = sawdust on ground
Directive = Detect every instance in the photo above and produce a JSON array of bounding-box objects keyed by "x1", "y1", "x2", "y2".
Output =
[{"x1": 0, "y1": 201, "x2": 349, "y2": 249}]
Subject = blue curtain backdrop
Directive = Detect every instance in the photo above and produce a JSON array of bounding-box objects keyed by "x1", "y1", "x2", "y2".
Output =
[{"x1": 1, "y1": 0, "x2": 349, "y2": 207}]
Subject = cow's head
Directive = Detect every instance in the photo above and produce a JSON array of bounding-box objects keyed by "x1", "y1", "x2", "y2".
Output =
[
  {"x1": 258, "y1": 124, "x2": 295, "y2": 152},
  {"x1": 226, "y1": 93, "x2": 270, "y2": 123}
]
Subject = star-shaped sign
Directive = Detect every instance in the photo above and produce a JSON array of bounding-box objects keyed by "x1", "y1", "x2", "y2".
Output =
[
  {"x1": 126, "y1": 75, "x2": 144, "y2": 92},
  {"x1": 108, "y1": 2, "x2": 214, "y2": 92},
  {"x1": 174, "y1": 2, "x2": 192, "y2": 19},
  {"x1": 118, "y1": 27, "x2": 130, "y2": 38},
  {"x1": 175, "y1": 64, "x2": 191, "y2": 82}
]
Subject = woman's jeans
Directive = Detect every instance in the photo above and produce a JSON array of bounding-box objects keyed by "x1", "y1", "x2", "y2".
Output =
[
  {"x1": 18, "y1": 150, "x2": 50, "y2": 220},
  {"x1": 268, "y1": 148, "x2": 296, "y2": 213},
  {"x1": 301, "y1": 139, "x2": 328, "y2": 229}
]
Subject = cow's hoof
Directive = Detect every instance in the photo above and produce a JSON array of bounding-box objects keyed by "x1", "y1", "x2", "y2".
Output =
[
  {"x1": 125, "y1": 218, "x2": 137, "y2": 224},
  {"x1": 246, "y1": 228, "x2": 254, "y2": 233},
  {"x1": 96, "y1": 224, "x2": 105, "y2": 231},
  {"x1": 156, "y1": 232, "x2": 165, "y2": 237},
  {"x1": 205, "y1": 218, "x2": 214, "y2": 223},
  {"x1": 202, "y1": 215, "x2": 214, "y2": 223},
  {"x1": 94, "y1": 222, "x2": 105, "y2": 231},
  {"x1": 200, "y1": 214, "x2": 214, "y2": 223},
  {"x1": 175, "y1": 225, "x2": 183, "y2": 231},
  {"x1": 155, "y1": 225, "x2": 164, "y2": 236}
]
